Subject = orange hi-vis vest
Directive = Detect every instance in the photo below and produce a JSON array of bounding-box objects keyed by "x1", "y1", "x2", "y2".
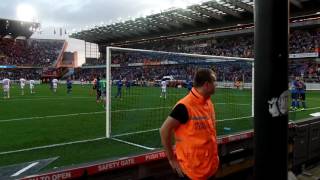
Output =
[{"x1": 174, "y1": 88, "x2": 219, "y2": 180}]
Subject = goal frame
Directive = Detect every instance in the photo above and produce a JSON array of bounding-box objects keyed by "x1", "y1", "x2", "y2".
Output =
[{"x1": 106, "y1": 46, "x2": 254, "y2": 138}]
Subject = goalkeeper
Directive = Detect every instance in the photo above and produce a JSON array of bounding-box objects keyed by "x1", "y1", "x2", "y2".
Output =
[{"x1": 99, "y1": 76, "x2": 107, "y2": 107}]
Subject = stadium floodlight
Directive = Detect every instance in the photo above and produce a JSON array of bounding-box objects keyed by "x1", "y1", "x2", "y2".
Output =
[{"x1": 106, "y1": 46, "x2": 254, "y2": 150}]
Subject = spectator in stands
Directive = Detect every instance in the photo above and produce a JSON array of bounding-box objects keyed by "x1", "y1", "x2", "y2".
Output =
[
  {"x1": 0, "y1": 38, "x2": 64, "y2": 67},
  {"x1": 0, "y1": 69, "x2": 41, "y2": 80},
  {"x1": 160, "y1": 68, "x2": 219, "y2": 180}
]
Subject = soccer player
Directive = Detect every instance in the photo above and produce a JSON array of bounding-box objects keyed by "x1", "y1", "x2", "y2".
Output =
[
  {"x1": 29, "y1": 79, "x2": 35, "y2": 94},
  {"x1": 66, "y1": 78, "x2": 72, "y2": 94},
  {"x1": 91, "y1": 78, "x2": 97, "y2": 96},
  {"x1": 186, "y1": 79, "x2": 192, "y2": 92},
  {"x1": 80, "y1": 78, "x2": 85, "y2": 87},
  {"x1": 49, "y1": 78, "x2": 53, "y2": 91},
  {"x1": 52, "y1": 78, "x2": 59, "y2": 93},
  {"x1": 96, "y1": 77, "x2": 101, "y2": 102},
  {"x1": 298, "y1": 79, "x2": 306, "y2": 110},
  {"x1": 290, "y1": 77, "x2": 299, "y2": 111},
  {"x1": 160, "y1": 79, "x2": 167, "y2": 99},
  {"x1": 20, "y1": 78, "x2": 26, "y2": 95},
  {"x1": 2, "y1": 78, "x2": 10, "y2": 99},
  {"x1": 99, "y1": 76, "x2": 107, "y2": 106},
  {"x1": 234, "y1": 78, "x2": 241, "y2": 90},
  {"x1": 125, "y1": 79, "x2": 131, "y2": 92},
  {"x1": 115, "y1": 79, "x2": 123, "y2": 98}
]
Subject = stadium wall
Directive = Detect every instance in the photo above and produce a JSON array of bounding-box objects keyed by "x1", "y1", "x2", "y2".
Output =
[{"x1": 54, "y1": 41, "x2": 68, "y2": 68}]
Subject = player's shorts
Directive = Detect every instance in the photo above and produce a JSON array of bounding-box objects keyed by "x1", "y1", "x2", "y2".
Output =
[
  {"x1": 96, "y1": 90, "x2": 102, "y2": 100},
  {"x1": 299, "y1": 93, "x2": 305, "y2": 101},
  {"x1": 53, "y1": 84, "x2": 57, "y2": 89},
  {"x1": 30, "y1": 85, "x2": 34, "y2": 89},
  {"x1": 20, "y1": 84, "x2": 25, "y2": 89},
  {"x1": 3, "y1": 85, "x2": 9, "y2": 92},
  {"x1": 161, "y1": 88, "x2": 166, "y2": 93},
  {"x1": 291, "y1": 92, "x2": 297, "y2": 99}
]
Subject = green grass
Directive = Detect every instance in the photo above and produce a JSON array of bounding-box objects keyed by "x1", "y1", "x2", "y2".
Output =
[{"x1": 0, "y1": 84, "x2": 319, "y2": 172}]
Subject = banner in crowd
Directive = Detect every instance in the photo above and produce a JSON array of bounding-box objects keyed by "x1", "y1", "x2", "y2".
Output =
[
  {"x1": 289, "y1": 52, "x2": 319, "y2": 59},
  {"x1": 0, "y1": 65, "x2": 17, "y2": 68}
]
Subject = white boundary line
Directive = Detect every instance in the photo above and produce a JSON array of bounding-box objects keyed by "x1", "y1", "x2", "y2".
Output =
[
  {"x1": 112, "y1": 116, "x2": 253, "y2": 138},
  {"x1": 289, "y1": 106, "x2": 320, "y2": 112},
  {"x1": 11, "y1": 162, "x2": 39, "y2": 177},
  {"x1": 2, "y1": 97, "x2": 93, "y2": 101},
  {"x1": 112, "y1": 106, "x2": 172, "y2": 113},
  {"x1": 110, "y1": 137, "x2": 155, "y2": 150},
  {"x1": 0, "y1": 137, "x2": 107, "y2": 156},
  {"x1": 0, "y1": 107, "x2": 172, "y2": 123},
  {"x1": 217, "y1": 116, "x2": 252, "y2": 122},
  {"x1": 113, "y1": 128, "x2": 160, "y2": 138},
  {"x1": 5, "y1": 106, "x2": 317, "y2": 155},
  {"x1": 2, "y1": 105, "x2": 317, "y2": 155},
  {"x1": 0, "y1": 111, "x2": 105, "y2": 123},
  {"x1": 215, "y1": 103, "x2": 250, "y2": 106}
]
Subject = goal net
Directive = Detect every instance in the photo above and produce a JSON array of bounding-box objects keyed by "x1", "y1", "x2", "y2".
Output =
[{"x1": 106, "y1": 47, "x2": 254, "y2": 150}]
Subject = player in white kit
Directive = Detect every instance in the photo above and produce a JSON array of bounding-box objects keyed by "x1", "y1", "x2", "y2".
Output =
[
  {"x1": 20, "y1": 78, "x2": 26, "y2": 95},
  {"x1": 52, "y1": 78, "x2": 58, "y2": 93},
  {"x1": 160, "y1": 79, "x2": 167, "y2": 99},
  {"x1": 2, "y1": 78, "x2": 10, "y2": 99},
  {"x1": 29, "y1": 80, "x2": 35, "y2": 94},
  {"x1": 80, "y1": 78, "x2": 85, "y2": 87}
]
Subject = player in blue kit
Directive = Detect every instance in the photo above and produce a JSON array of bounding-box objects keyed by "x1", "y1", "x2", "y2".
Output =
[
  {"x1": 290, "y1": 77, "x2": 299, "y2": 111},
  {"x1": 115, "y1": 79, "x2": 123, "y2": 98},
  {"x1": 66, "y1": 78, "x2": 72, "y2": 94},
  {"x1": 298, "y1": 79, "x2": 306, "y2": 110}
]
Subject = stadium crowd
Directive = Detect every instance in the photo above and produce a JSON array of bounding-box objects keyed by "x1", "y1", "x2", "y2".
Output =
[
  {"x1": 0, "y1": 68, "x2": 42, "y2": 80},
  {"x1": 79, "y1": 28, "x2": 319, "y2": 82},
  {"x1": 75, "y1": 60, "x2": 252, "y2": 85},
  {"x1": 1, "y1": 28, "x2": 319, "y2": 82},
  {"x1": 74, "y1": 68, "x2": 106, "y2": 81},
  {"x1": 85, "y1": 29, "x2": 320, "y2": 67},
  {"x1": 0, "y1": 38, "x2": 64, "y2": 67}
]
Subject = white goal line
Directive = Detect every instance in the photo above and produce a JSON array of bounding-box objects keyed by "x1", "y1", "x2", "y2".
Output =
[{"x1": 110, "y1": 137, "x2": 155, "y2": 150}]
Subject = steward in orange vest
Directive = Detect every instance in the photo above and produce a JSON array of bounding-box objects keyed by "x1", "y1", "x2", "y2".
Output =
[{"x1": 160, "y1": 68, "x2": 219, "y2": 180}]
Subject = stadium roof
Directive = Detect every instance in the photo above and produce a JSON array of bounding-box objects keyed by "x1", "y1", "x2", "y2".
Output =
[
  {"x1": 70, "y1": 0, "x2": 320, "y2": 44},
  {"x1": 0, "y1": 18, "x2": 40, "y2": 39}
]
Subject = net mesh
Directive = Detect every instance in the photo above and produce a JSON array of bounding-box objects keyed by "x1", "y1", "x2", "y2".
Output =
[{"x1": 107, "y1": 47, "x2": 253, "y2": 149}]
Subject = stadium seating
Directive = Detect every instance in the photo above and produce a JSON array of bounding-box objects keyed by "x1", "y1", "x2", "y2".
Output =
[
  {"x1": 77, "y1": 28, "x2": 319, "y2": 82},
  {"x1": 81, "y1": 28, "x2": 319, "y2": 67},
  {"x1": 0, "y1": 68, "x2": 42, "y2": 80},
  {"x1": 0, "y1": 38, "x2": 65, "y2": 67}
]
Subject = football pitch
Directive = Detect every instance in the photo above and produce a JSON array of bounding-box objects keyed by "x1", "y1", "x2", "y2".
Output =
[{"x1": 0, "y1": 84, "x2": 319, "y2": 171}]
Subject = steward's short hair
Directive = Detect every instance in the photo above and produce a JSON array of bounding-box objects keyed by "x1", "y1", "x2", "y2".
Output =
[{"x1": 193, "y1": 68, "x2": 216, "y2": 88}]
